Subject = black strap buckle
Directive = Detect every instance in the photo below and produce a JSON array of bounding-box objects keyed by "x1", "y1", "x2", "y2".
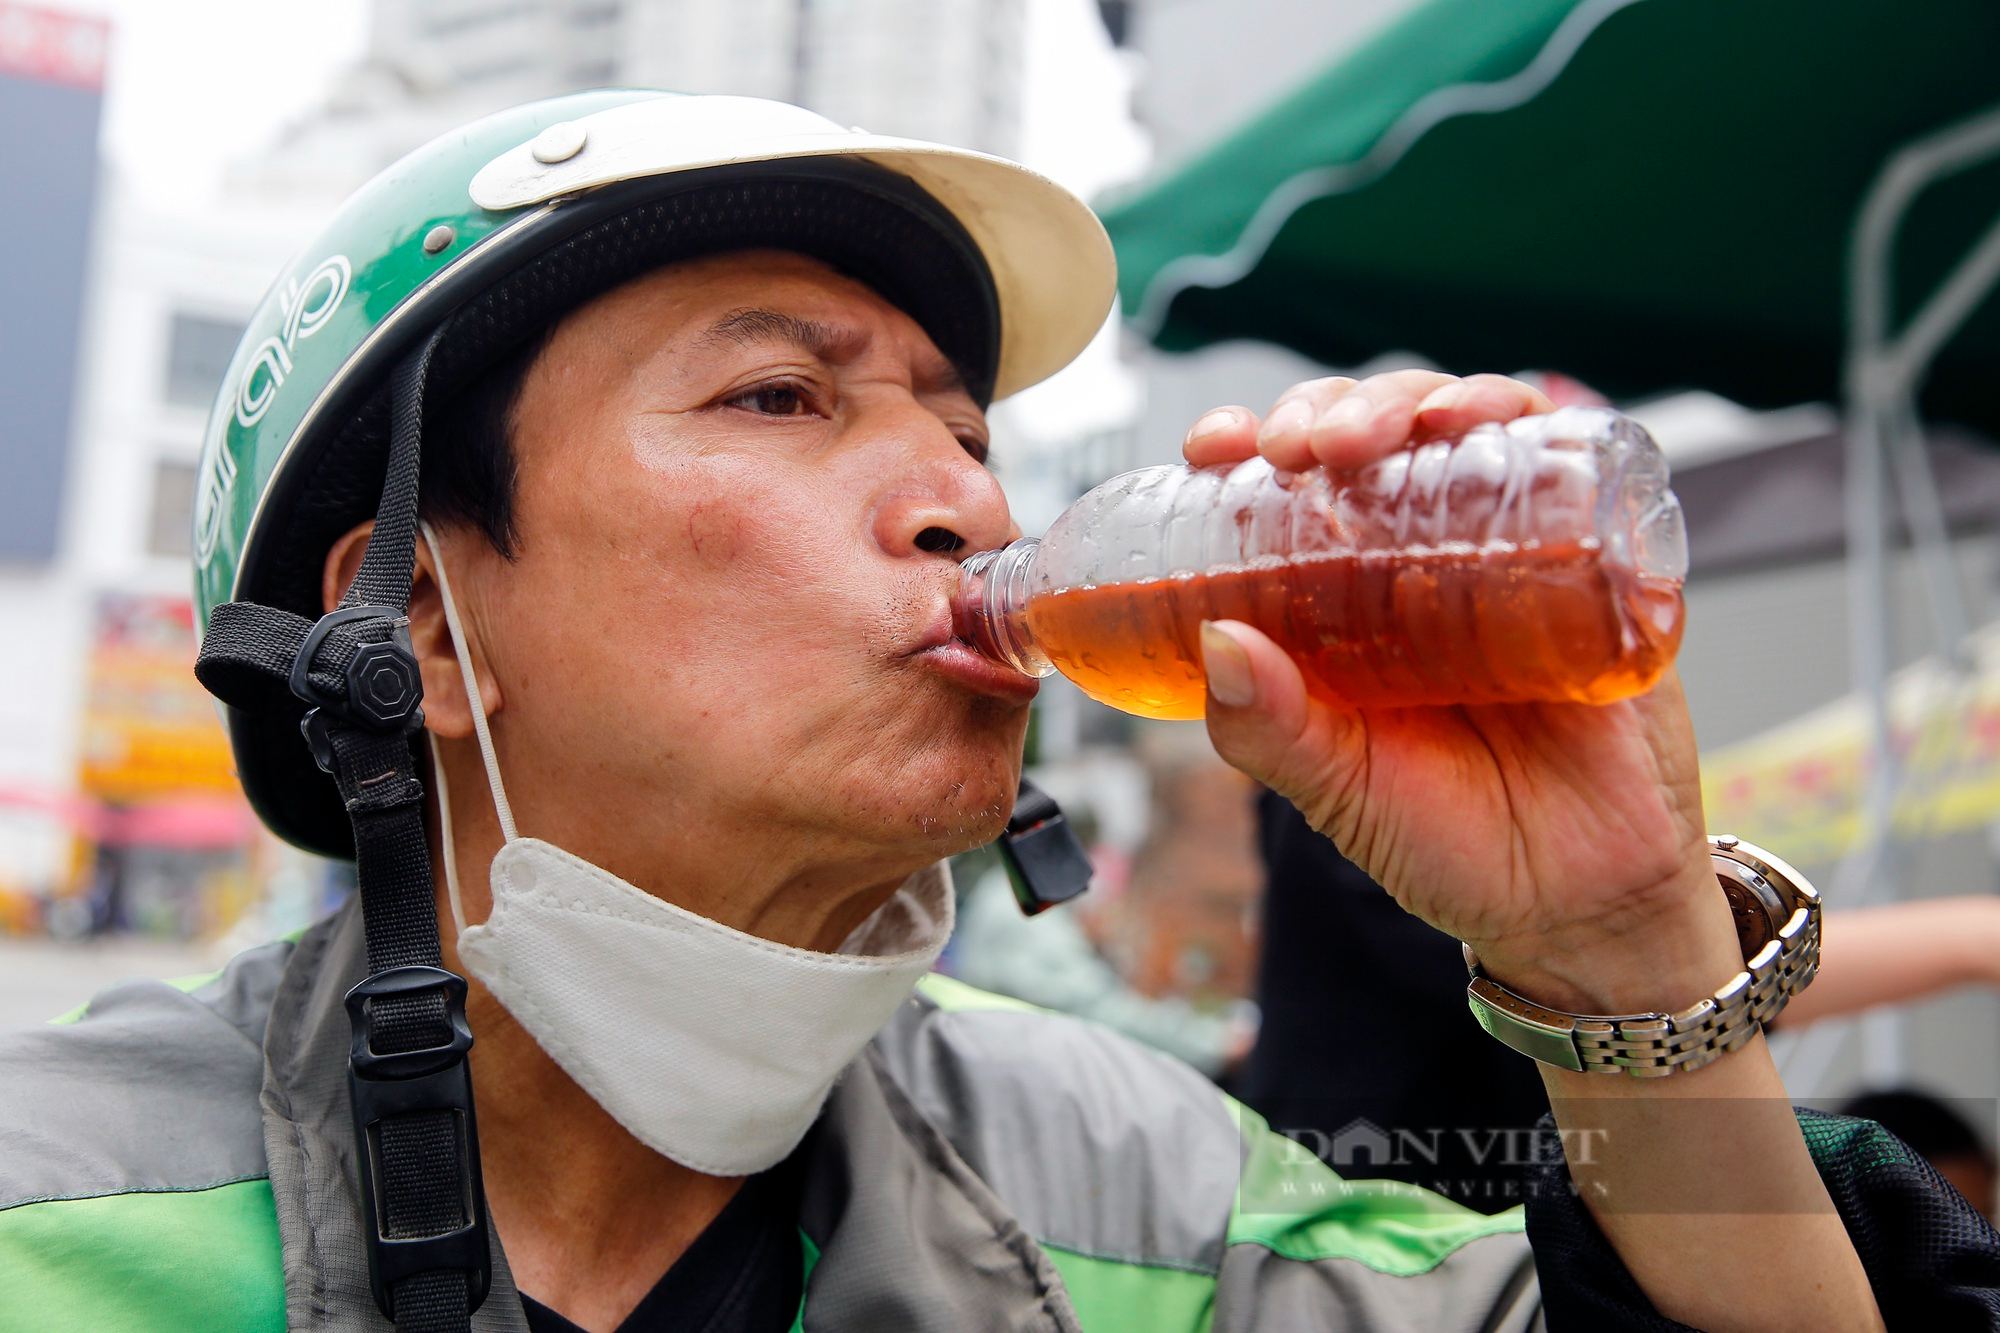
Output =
[
  {"x1": 290, "y1": 604, "x2": 426, "y2": 733},
  {"x1": 997, "y1": 776, "x2": 1094, "y2": 915},
  {"x1": 344, "y1": 966, "x2": 491, "y2": 1319}
]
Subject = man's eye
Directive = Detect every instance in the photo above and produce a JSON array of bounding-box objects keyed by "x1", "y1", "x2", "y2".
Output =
[{"x1": 733, "y1": 383, "x2": 810, "y2": 416}]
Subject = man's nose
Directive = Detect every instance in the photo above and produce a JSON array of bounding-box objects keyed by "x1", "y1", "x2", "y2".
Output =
[{"x1": 873, "y1": 424, "x2": 1017, "y2": 560}]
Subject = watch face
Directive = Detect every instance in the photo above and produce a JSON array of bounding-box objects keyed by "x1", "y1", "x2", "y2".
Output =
[{"x1": 1716, "y1": 860, "x2": 1788, "y2": 960}]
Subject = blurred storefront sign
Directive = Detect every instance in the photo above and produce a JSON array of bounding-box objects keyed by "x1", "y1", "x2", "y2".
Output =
[
  {"x1": 78, "y1": 593, "x2": 238, "y2": 806},
  {"x1": 0, "y1": 594, "x2": 262, "y2": 938},
  {"x1": 1702, "y1": 624, "x2": 2000, "y2": 866},
  {"x1": 0, "y1": 2, "x2": 107, "y2": 88}
]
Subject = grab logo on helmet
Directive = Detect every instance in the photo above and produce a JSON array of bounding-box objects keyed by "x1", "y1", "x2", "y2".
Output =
[
  {"x1": 192, "y1": 254, "x2": 350, "y2": 567},
  {"x1": 235, "y1": 255, "x2": 352, "y2": 429},
  {"x1": 191, "y1": 444, "x2": 237, "y2": 570}
]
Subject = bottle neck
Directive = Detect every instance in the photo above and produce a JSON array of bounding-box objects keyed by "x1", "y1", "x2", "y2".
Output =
[{"x1": 954, "y1": 537, "x2": 1053, "y2": 678}]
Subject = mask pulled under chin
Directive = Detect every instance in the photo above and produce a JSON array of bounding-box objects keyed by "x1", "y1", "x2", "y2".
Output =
[
  {"x1": 460, "y1": 840, "x2": 951, "y2": 1176},
  {"x1": 421, "y1": 524, "x2": 953, "y2": 1177}
]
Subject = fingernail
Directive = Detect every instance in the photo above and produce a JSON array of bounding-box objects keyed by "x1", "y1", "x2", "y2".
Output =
[
  {"x1": 1420, "y1": 382, "x2": 1468, "y2": 413},
  {"x1": 1258, "y1": 400, "x2": 1313, "y2": 445},
  {"x1": 1317, "y1": 396, "x2": 1372, "y2": 433},
  {"x1": 1186, "y1": 408, "x2": 1241, "y2": 443},
  {"x1": 1200, "y1": 621, "x2": 1257, "y2": 708}
]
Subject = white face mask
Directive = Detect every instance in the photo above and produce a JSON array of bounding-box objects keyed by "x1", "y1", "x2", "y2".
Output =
[{"x1": 420, "y1": 525, "x2": 953, "y2": 1177}]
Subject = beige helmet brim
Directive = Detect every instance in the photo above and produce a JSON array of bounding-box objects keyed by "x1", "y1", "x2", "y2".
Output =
[{"x1": 469, "y1": 94, "x2": 1117, "y2": 401}]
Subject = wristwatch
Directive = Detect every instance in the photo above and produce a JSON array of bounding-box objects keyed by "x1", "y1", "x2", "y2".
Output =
[{"x1": 1463, "y1": 836, "x2": 1821, "y2": 1077}]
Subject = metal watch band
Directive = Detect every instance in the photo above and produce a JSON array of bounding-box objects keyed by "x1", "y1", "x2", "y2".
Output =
[{"x1": 1463, "y1": 836, "x2": 1822, "y2": 1077}]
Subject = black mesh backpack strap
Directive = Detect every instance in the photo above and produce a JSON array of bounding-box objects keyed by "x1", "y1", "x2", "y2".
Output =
[{"x1": 194, "y1": 329, "x2": 490, "y2": 1332}]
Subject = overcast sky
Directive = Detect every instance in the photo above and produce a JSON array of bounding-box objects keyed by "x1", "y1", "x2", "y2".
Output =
[{"x1": 74, "y1": 0, "x2": 371, "y2": 210}]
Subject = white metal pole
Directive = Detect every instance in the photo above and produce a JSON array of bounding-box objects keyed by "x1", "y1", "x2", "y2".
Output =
[
  {"x1": 1822, "y1": 102, "x2": 2000, "y2": 1095},
  {"x1": 1836, "y1": 377, "x2": 1894, "y2": 907},
  {"x1": 1842, "y1": 105, "x2": 2000, "y2": 903}
]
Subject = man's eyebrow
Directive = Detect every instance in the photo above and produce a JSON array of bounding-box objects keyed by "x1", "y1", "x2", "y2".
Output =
[
  {"x1": 695, "y1": 307, "x2": 861, "y2": 360},
  {"x1": 914, "y1": 350, "x2": 966, "y2": 398},
  {"x1": 695, "y1": 306, "x2": 969, "y2": 398}
]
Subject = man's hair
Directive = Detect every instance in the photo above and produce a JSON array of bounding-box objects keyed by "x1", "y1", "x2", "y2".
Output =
[{"x1": 418, "y1": 327, "x2": 554, "y2": 559}]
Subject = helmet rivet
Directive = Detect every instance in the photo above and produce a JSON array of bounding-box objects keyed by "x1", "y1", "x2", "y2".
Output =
[
  {"x1": 421, "y1": 224, "x2": 456, "y2": 255},
  {"x1": 530, "y1": 121, "x2": 587, "y2": 165}
]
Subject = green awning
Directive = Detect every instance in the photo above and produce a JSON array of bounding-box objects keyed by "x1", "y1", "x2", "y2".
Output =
[{"x1": 1101, "y1": 0, "x2": 2000, "y2": 433}]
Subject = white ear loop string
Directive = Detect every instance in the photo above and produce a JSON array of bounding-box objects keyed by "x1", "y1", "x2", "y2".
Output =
[
  {"x1": 421, "y1": 523, "x2": 519, "y2": 933},
  {"x1": 421, "y1": 522, "x2": 518, "y2": 840}
]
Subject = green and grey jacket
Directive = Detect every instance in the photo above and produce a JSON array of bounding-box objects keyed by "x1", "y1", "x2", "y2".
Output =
[
  {"x1": 1, "y1": 895, "x2": 1545, "y2": 1332},
  {"x1": 14, "y1": 897, "x2": 1997, "y2": 1331}
]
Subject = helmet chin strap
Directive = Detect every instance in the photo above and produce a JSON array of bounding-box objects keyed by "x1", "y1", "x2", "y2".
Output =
[{"x1": 194, "y1": 329, "x2": 491, "y2": 1333}]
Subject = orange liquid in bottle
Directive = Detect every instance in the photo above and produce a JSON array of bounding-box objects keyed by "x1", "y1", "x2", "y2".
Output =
[{"x1": 1021, "y1": 541, "x2": 1684, "y2": 720}]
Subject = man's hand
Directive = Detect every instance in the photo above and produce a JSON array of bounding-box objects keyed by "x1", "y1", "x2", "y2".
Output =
[
  {"x1": 1188, "y1": 370, "x2": 1885, "y2": 1333},
  {"x1": 1184, "y1": 370, "x2": 1735, "y2": 1016}
]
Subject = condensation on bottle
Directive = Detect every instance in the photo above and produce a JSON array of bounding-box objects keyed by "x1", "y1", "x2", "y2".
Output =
[{"x1": 953, "y1": 407, "x2": 1688, "y2": 720}]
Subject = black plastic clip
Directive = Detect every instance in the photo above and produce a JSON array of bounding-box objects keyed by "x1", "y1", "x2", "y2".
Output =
[
  {"x1": 290, "y1": 604, "x2": 425, "y2": 733},
  {"x1": 343, "y1": 965, "x2": 491, "y2": 1320},
  {"x1": 997, "y1": 776, "x2": 1094, "y2": 916},
  {"x1": 299, "y1": 708, "x2": 337, "y2": 775}
]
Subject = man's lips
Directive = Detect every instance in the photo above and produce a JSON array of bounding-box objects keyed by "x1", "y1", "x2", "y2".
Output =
[{"x1": 909, "y1": 608, "x2": 1040, "y2": 703}]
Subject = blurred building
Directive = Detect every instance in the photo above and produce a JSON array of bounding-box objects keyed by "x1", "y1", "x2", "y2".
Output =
[
  {"x1": 230, "y1": 0, "x2": 1029, "y2": 205},
  {"x1": 0, "y1": 0, "x2": 107, "y2": 916},
  {"x1": 0, "y1": 181, "x2": 321, "y2": 934},
  {"x1": 0, "y1": 7, "x2": 303, "y2": 933},
  {"x1": 0, "y1": 1, "x2": 102, "y2": 565}
]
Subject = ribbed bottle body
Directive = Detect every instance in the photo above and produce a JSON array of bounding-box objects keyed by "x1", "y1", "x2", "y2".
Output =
[{"x1": 958, "y1": 408, "x2": 1688, "y2": 720}]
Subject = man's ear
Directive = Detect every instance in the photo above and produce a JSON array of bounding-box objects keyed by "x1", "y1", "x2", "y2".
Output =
[
  {"x1": 322, "y1": 521, "x2": 372, "y2": 613},
  {"x1": 321, "y1": 519, "x2": 501, "y2": 740}
]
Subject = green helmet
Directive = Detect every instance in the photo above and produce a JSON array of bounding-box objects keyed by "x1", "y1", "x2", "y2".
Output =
[{"x1": 192, "y1": 90, "x2": 1115, "y2": 856}]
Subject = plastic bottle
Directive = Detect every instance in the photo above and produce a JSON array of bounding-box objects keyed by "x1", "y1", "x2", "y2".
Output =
[{"x1": 954, "y1": 407, "x2": 1687, "y2": 720}]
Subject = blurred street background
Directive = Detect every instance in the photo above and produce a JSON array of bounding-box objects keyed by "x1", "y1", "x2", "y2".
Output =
[{"x1": 6, "y1": 0, "x2": 2000, "y2": 1166}]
